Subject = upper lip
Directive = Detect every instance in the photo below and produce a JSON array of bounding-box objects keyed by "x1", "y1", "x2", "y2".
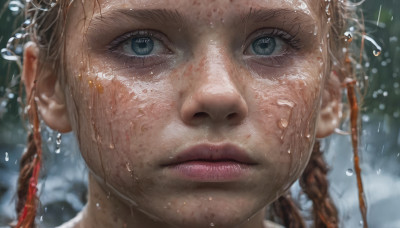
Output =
[{"x1": 162, "y1": 143, "x2": 257, "y2": 166}]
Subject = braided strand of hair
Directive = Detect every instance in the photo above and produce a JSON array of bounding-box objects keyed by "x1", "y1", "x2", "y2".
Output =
[
  {"x1": 14, "y1": 84, "x2": 43, "y2": 228},
  {"x1": 271, "y1": 194, "x2": 306, "y2": 228},
  {"x1": 300, "y1": 141, "x2": 339, "y2": 228}
]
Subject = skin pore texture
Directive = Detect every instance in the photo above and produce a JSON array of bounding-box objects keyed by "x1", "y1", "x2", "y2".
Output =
[{"x1": 22, "y1": 0, "x2": 341, "y2": 227}]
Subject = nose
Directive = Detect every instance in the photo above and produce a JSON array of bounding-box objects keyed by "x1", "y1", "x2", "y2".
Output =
[{"x1": 180, "y1": 53, "x2": 248, "y2": 126}]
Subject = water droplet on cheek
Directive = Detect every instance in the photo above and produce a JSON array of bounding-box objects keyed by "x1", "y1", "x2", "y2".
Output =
[
  {"x1": 96, "y1": 83, "x2": 104, "y2": 93},
  {"x1": 278, "y1": 118, "x2": 289, "y2": 129},
  {"x1": 277, "y1": 99, "x2": 295, "y2": 108},
  {"x1": 109, "y1": 143, "x2": 115, "y2": 149}
]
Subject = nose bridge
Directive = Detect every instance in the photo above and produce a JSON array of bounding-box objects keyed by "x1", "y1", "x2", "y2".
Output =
[{"x1": 180, "y1": 41, "x2": 248, "y2": 125}]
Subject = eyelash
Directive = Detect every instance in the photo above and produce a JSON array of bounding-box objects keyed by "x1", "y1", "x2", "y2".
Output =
[
  {"x1": 107, "y1": 30, "x2": 172, "y2": 69},
  {"x1": 244, "y1": 28, "x2": 301, "y2": 52},
  {"x1": 243, "y1": 28, "x2": 301, "y2": 66},
  {"x1": 107, "y1": 28, "x2": 301, "y2": 68}
]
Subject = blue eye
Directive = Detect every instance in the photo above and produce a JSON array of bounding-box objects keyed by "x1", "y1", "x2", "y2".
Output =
[
  {"x1": 251, "y1": 37, "x2": 276, "y2": 55},
  {"x1": 131, "y1": 37, "x2": 154, "y2": 55}
]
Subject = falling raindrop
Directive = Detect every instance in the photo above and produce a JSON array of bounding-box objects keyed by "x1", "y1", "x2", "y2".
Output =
[
  {"x1": 362, "y1": 115, "x2": 370, "y2": 123},
  {"x1": 210, "y1": 222, "x2": 215, "y2": 227},
  {"x1": 22, "y1": 19, "x2": 31, "y2": 28},
  {"x1": 8, "y1": 1, "x2": 24, "y2": 15},
  {"x1": 55, "y1": 133, "x2": 61, "y2": 154},
  {"x1": 96, "y1": 203, "x2": 100, "y2": 209},
  {"x1": 8, "y1": 93, "x2": 15, "y2": 99},
  {"x1": 346, "y1": 168, "x2": 354, "y2": 176},
  {"x1": 1, "y1": 48, "x2": 19, "y2": 61},
  {"x1": 376, "y1": 168, "x2": 382, "y2": 175},
  {"x1": 344, "y1": 32, "x2": 353, "y2": 43},
  {"x1": 363, "y1": 34, "x2": 382, "y2": 57},
  {"x1": 373, "y1": 49, "x2": 382, "y2": 57},
  {"x1": 5, "y1": 152, "x2": 9, "y2": 162},
  {"x1": 56, "y1": 133, "x2": 62, "y2": 145}
]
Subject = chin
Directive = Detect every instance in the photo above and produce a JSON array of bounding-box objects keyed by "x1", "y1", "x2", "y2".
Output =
[{"x1": 145, "y1": 195, "x2": 265, "y2": 228}]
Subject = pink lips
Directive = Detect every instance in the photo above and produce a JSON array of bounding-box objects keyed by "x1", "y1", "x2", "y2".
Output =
[{"x1": 163, "y1": 144, "x2": 257, "y2": 182}]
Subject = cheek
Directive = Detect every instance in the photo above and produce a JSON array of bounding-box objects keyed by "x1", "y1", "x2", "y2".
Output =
[
  {"x1": 66, "y1": 72, "x2": 175, "y2": 184},
  {"x1": 251, "y1": 73, "x2": 322, "y2": 186}
]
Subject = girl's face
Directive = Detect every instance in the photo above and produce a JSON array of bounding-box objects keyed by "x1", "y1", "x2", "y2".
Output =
[{"x1": 37, "y1": 0, "x2": 337, "y2": 227}]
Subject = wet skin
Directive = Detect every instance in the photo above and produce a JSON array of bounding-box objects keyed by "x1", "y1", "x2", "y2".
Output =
[{"x1": 44, "y1": 0, "x2": 336, "y2": 227}]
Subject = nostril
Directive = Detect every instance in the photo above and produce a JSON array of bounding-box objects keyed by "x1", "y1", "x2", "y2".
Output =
[
  {"x1": 193, "y1": 112, "x2": 209, "y2": 119},
  {"x1": 226, "y1": 113, "x2": 237, "y2": 120}
]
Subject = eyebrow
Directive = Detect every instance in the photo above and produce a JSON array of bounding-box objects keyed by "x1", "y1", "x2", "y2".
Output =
[
  {"x1": 241, "y1": 8, "x2": 316, "y2": 30},
  {"x1": 88, "y1": 9, "x2": 186, "y2": 31}
]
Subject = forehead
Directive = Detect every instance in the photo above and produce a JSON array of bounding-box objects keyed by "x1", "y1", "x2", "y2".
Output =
[{"x1": 90, "y1": 0, "x2": 320, "y2": 21}]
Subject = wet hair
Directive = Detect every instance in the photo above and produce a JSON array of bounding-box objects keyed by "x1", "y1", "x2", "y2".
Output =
[{"x1": 10, "y1": 0, "x2": 363, "y2": 227}]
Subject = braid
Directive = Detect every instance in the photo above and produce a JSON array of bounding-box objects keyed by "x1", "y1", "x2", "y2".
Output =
[
  {"x1": 271, "y1": 194, "x2": 306, "y2": 228},
  {"x1": 14, "y1": 87, "x2": 43, "y2": 228},
  {"x1": 16, "y1": 132, "x2": 36, "y2": 217},
  {"x1": 300, "y1": 141, "x2": 338, "y2": 228}
]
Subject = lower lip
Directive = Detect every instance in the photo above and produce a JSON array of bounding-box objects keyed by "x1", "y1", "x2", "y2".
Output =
[{"x1": 167, "y1": 161, "x2": 251, "y2": 182}]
